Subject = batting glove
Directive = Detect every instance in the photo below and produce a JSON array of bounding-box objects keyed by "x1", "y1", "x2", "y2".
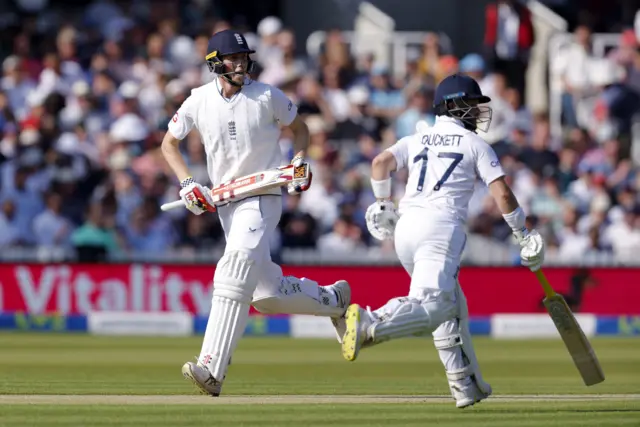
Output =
[
  {"x1": 514, "y1": 229, "x2": 545, "y2": 271},
  {"x1": 365, "y1": 200, "x2": 399, "y2": 241},
  {"x1": 179, "y1": 177, "x2": 217, "y2": 215},
  {"x1": 287, "y1": 155, "x2": 313, "y2": 195}
]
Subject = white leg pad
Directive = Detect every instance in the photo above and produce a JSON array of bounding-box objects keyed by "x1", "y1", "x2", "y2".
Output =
[
  {"x1": 199, "y1": 251, "x2": 258, "y2": 382},
  {"x1": 252, "y1": 277, "x2": 345, "y2": 317},
  {"x1": 370, "y1": 291, "x2": 457, "y2": 344},
  {"x1": 432, "y1": 282, "x2": 491, "y2": 394}
]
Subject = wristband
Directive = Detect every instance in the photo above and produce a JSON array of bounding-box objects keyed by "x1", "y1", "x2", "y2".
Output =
[
  {"x1": 503, "y1": 206, "x2": 526, "y2": 233},
  {"x1": 371, "y1": 178, "x2": 391, "y2": 199},
  {"x1": 180, "y1": 176, "x2": 195, "y2": 188}
]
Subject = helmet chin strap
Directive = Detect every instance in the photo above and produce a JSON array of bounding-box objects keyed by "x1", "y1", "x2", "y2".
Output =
[{"x1": 221, "y1": 72, "x2": 245, "y2": 87}]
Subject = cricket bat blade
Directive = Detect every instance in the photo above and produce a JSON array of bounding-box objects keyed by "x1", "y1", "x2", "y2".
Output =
[
  {"x1": 160, "y1": 163, "x2": 310, "y2": 211},
  {"x1": 542, "y1": 292, "x2": 605, "y2": 386}
]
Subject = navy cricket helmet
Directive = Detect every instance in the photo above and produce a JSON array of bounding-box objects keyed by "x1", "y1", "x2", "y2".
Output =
[
  {"x1": 205, "y1": 30, "x2": 257, "y2": 83},
  {"x1": 433, "y1": 73, "x2": 493, "y2": 133}
]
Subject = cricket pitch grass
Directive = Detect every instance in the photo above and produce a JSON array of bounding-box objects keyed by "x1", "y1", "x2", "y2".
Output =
[{"x1": 0, "y1": 333, "x2": 638, "y2": 426}]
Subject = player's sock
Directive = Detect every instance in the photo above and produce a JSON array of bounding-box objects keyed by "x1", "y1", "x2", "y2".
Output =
[{"x1": 251, "y1": 277, "x2": 347, "y2": 317}]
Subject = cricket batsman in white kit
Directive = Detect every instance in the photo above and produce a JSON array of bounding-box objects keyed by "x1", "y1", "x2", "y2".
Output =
[
  {"x1": 161, "y1": 29, "x2": 351, "y2": 396},
  {"x1": 340, "y1": 74, "x2": 546, "y2": 408}
]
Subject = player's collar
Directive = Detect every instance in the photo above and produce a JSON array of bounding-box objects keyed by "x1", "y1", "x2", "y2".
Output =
[
  {"x1": 216, "y1": 77, "x2": 243, "y2": 102},
  {"x1": 435, "y1": 116, "x2": 465, "y2": 128}
]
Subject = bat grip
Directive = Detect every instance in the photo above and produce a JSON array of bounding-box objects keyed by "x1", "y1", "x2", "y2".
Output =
[
  {"x1": 534, "y1": 269, "x2": 556, "y2": 299},
  {"x1": 160, "y1": 200, "x2": 185, "y2": 211}
]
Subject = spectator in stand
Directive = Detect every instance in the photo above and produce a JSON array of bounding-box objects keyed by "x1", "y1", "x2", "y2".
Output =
[
  {"x1": 483, "y1": 0, "x2": 535, "y2": 101},
  {"x1": 553, "y1": 22, "x2": 597, "y2": 128},
  {"x1": 0, "y1": 2, "x2": 635, "y2": 266}
]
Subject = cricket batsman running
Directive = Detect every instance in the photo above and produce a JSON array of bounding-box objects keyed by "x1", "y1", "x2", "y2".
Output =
[
  {"x1": 161, "y1": 29, "x2": 351, "y2": 396},
  {"x1": 340, "y1": 74, "x2": 546, "y2": 408}
]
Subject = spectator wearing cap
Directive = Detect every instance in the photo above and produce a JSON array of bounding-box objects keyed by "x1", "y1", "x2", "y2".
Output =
[{"x1": 459, "y1": 53, "x2": 491, "y2": 94}]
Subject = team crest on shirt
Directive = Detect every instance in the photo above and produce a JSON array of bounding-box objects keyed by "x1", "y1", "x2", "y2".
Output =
[
  {"x1": 228, "y1": 121, "x2": 236, "y2": 140},
  {"x1": 172, "y1": 112, "x2": 178, "y2": 122}
]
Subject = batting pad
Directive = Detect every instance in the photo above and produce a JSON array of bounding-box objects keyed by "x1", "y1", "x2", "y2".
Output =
[
  {"x1": 199, "y1": 295, "x2": 250, "y2": 382},
  {"x1": 252, "y1": 277, "x2": 345, "y2": 317}
]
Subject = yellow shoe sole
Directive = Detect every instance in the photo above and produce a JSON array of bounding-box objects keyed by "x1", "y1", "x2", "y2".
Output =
[{"x1": 341, "y1": 304, "x2": 362, "y2": 362}]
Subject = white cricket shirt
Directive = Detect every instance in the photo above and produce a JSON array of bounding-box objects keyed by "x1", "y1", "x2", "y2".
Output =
[
  {"x1": 387, "y1": 116, "x2": 505, "y2": 225},
  {"x1": 168, "y1": 78, "x2": 298, "y2": 198}
]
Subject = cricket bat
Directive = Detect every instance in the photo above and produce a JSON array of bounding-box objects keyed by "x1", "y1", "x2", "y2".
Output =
[
  {"x1": 535, "y1": 269, "x2": 605, "y2": 386},
  {"x1": 160, "y1": 163, "x2": 310, "y2": 211}
]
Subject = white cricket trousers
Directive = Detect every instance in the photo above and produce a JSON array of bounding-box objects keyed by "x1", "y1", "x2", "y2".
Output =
[
  {"x1": 215, "y1": 195, "x2": 344, "y2": 315},
  {"x1": 216, "y1": 195, "x2": 285, "y2": 301},
  {"x1": 393, "y1": 209, "x2": 467, "y2": 294}
]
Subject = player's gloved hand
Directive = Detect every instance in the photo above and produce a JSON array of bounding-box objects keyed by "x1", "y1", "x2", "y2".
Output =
[
  {"x1": 179, "y1": 177, "x2": 217, "y2": 215},
  {"x1": 514, "y1": 228, "x2": 545, "y2": 271},
  {"x1": 365, "y1": 200, "x2": 399, "y2": 241},
  {"x1": 287, "y1": 155, "x2": 313, "y2": 195}
]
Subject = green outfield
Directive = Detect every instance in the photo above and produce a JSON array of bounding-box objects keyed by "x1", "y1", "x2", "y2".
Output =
[{"x1": 0, "y1": 333, "x2": 639, "y2": 426}]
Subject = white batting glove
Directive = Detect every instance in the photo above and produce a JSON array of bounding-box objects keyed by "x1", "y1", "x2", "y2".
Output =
[
  {"x1": 179, "y1": 177, "x2": 217, "y2": 215},
  {"x1": 514, "y1": 229, "x2": 545, "y2": 271},
  {"x1": 365, "y1": 200, "x2": 399, "y2": 241},
  {"x1": 287, "y1": 155, "x2": 312, "y2": 195}
]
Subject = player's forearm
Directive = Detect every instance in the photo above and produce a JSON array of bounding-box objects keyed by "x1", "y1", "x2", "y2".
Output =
[
  {"x1": 488, "y1": 177, "x2": 526, "y2": 233},
  {"x1": 161, "y1": 133, "x2": 192, "y2": 182},
  {"x1": 291, "y1": 123, "x2": 309, "y2": 158},
  {"x1": 493, "y1": 186, "x2": 520, "y2": 215},
  {"x1": 371, "y1": 155, "x2": 392, "y2": 181},
  {"x1": 370, "y1": 152, "x2": 397, "y2": 200}
]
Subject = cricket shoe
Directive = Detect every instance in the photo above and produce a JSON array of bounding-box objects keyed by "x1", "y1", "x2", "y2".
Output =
[
  {"x1": 341, "y1": 304, "x2": 373, "y2": 362},
  {"x1": 181, "y1": 359, "x2": 223, "y2": 397},
  {"x1": 450, "y1": 378, "x2": 492, "y2": 408},
  {"x1": 328, "y1": 280, "x2": 351, "y2": 343}
]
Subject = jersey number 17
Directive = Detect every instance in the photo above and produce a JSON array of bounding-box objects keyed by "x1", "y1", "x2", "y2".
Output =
[{"x1": 413, "y1": 148, "x2": 463, "y2": 192}]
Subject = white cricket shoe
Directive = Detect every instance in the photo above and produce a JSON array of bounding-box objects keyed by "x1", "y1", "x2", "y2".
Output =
[
  {"x1": 450, "y1": 378, "x2": 492, "y2": 408},
  {"x1": 341, "y1": 304, "x2": 373, "y2": 362},
  {"x1": 328, "y1": 280, "x2": 351, "y2": 343},
  {"x1": 181, "y1": 360, "x2": 223, "y2": 397}
]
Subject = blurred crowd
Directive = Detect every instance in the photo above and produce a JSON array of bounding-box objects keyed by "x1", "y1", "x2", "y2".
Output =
[{"x1": 0, "y1": 0, "x2": 639, "y2": 264}]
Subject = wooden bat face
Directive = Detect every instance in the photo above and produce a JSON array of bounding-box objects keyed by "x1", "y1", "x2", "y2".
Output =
[{"x1": 543, "y1": 295, "x2": 605, "y2": 386}]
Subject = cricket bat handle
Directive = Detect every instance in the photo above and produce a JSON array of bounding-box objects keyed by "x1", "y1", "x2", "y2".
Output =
[
  {"x1": 160, "y1": 200, "x2": 185, "y2": 211},
  {"x1": 534, "y1": 269, "x2": 556, "y2": 299}
]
